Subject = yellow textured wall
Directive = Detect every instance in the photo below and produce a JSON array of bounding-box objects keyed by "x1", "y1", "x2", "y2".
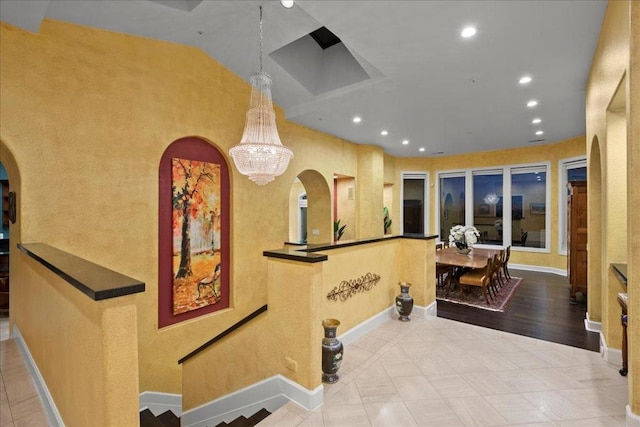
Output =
[
  {"x1": 320, "y1": 241, "x2": 399, "y2": 332},
  {"x1": 335, "y1": 177, "x2": 356, "y2": 241},
  {"x1": 356, "y1": 145, "x2": 384, "y2": 238},
  {"x1": 14, "y1": 253, "x2": 139, "y2": 426},
  {"x1": 585, "y1": 0, "x2": 639, "y2": 414},
  {"x1": 0, "y1": 18, "x2": 364, "y2": 406},
  {"x1": 628, "y1": 0, "x2": 640, "y2": 413}
]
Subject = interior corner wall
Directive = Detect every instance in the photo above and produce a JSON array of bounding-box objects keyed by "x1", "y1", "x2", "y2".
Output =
[
  {"x1": 585, "y1": 0, "x2": 638, "y2": 414},
  {"x1": 356, "y1": 145, "x2": 384, "y2": 238},
  {"x1": 628, "y1": 0, "x2": 640, "y2": 413}
]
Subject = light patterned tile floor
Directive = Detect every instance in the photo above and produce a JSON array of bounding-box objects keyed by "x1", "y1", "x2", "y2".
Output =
[
  {"x1": 0, "y1": 315, "x2": 630, "y2": 427},
  {"x1": 258, "y1": 315, "x2": 629, "y2": 427},
  {"x1": 0, "y1": 337, "x2": 50, "y2": 427}
]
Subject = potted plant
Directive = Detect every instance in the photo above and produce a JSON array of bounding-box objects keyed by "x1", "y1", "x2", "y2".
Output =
[
  {"x1": 383, "y1": 207, "x2": 392, "y2": 234},
  {"x1": 334, "y1": 220, "x2": 346, "y2": 241}
]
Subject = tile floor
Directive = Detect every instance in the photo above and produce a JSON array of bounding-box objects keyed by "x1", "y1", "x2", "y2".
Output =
[
  {"x1": 0, "y1": 314, "x2": 629, "y2": 427},
  {"x1": 258, "y1": 315, "x2": 629, "y2": 427},
  {"x1": 1, "y1": 333, "x2": 50, "y2": 426}
]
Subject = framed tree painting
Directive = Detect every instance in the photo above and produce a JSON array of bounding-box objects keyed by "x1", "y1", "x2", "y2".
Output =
[{"x1": 171, "y1": 158, "x2": 221, "y2": 314}]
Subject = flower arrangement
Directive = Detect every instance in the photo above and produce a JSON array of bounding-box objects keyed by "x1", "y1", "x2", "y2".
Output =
[{"x1": 449, "y1": 225, "x2": 480, "y2": 249}]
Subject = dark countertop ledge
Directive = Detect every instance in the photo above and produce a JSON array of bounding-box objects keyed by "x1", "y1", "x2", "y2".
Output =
[
  {"x1": 264, "y1": 234, "x2": 438, "y2": 263},
  {"x1": 610, "y1": 263, "x2": 627, "y2": 286},
  {"x1": 18, "y1": 242, "x2": 145, "y2": 301}
]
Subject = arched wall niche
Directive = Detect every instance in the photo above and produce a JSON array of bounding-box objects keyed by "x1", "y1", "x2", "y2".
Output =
[
  {"x1": 334, "y1": 174, "x2": 356, "y2": 241},
  {"x1": 158, "y1": 136, "x2": 231, "y2": 328},
  {"x1": 289, "y1": 170, "x2": 331, "y2": 245}
]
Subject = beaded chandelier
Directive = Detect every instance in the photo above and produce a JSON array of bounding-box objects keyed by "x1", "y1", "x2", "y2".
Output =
[{"x1": 229, "y1": 6, "x2": 293, "y2": 185}]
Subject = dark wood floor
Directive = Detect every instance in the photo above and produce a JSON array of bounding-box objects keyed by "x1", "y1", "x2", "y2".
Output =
[{"x1": 437, "y1": 268, "x2": 600, "y2": 352}]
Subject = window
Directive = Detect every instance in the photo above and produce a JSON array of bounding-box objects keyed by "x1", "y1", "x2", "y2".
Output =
[
  {"x1": 511, "y1": 166, "x2": 548, "y2": 249},
  {"x1": 439, "y1": 174, "x2": 465, "y2": 241},
  {"x1": 472, "y1": 170, "x2": 503, "y2": 245},
  {"x1": 401, "y1": 172, "x2": 429, "y2": 234},
  {"x1": 437, "y1": 162, "x2": 550, "y2": 252},
  {"x1": 558, "y1": 157, "x2": 587, "y2": 254}
]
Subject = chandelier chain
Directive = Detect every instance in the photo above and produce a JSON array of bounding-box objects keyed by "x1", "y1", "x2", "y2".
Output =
[{"x1": 259, "y1": 5, "x2": 263, "y2": 73}]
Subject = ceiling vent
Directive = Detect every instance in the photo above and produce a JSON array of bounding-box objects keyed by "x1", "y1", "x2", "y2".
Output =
[{"x1": 270, "y1": 26, "x2": 370, "y2": 96}]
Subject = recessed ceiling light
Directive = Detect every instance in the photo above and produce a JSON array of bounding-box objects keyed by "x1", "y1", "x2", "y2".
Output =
[
  {"x1": 280, "y1": 0, "x2": 294, "y2": 8},
  {"x1": 402, "y1": 140, "x2": 409, "y2": 145},
  {"x1": 461, "y1": 26, "x2": 477, "y2": 38},
  {"x1": 535, "y1": 130, "x2": 544, "y2": 135},
  {"x1": 527, "y1": 100, "x2": 538, "y2": 107},
  {"x1": 353, "y1": 116, "x2": 361, "y2": 123},
  {"x1": 419, "y1": 147, "x2": 426, "y2": 152},
  {"x1": 519, "y1": 76, "x2": 532, "y2": 84},
  {"x1": 381, "y1": 130, "x2": 388, "y2": 136},
  {"x1": 532, "y1": 118, "x2": 541, "y2": 124}
]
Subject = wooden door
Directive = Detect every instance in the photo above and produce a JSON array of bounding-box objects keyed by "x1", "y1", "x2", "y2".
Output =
[{"x1": 568, "y1": 181, "x2": 587, "y2": 302}]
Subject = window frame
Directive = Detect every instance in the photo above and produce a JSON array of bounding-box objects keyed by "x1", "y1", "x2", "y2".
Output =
[
  {"x1": 400, "y1": 171, "x2": 430, "y2": 235},
  {"x1": 436, "y1": 161, "x2": 550, "y2": 253}
]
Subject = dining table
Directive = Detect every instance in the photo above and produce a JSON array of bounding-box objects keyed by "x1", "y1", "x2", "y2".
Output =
[
  {"x1": 435, "y1": 246, "x2": 503, "y2": 291},
  {"x1": 435, "y1": 246, "x2": 502, "y2": 269}
]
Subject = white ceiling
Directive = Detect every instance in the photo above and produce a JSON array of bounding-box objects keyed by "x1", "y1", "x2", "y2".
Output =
[{"x1": 0, "y1": 0, "x2": 607, "y2": 157}]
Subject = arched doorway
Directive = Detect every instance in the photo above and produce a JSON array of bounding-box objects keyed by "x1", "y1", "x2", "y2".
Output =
[
  {"x1": 288, "y1": 170, "x2": 331, "y2": 245},
  {"x1": 0, "y1": 140, "x2": 21, "y2": 341}
]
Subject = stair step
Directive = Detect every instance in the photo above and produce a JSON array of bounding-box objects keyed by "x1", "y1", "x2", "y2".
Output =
[
  {"x1": 247, "y1": 408, "x2": 271, "y2": 425},
  {"x1": 226, "y1": 415, "x2": 249, "y2": 427},
  {"x1": 157, "y1": 410, "x2": 181, "y2": 427},
  {"x1": 140, "y1": 409, "x2": 165, "y2": 427}
]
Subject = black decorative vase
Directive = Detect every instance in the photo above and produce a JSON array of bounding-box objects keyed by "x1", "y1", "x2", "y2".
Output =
[
  {"x1": 395, "y1": 282, "x2": 414, "y2": 322},
  {"x1": 321, "y1": 319, "x2": 344, "y2": 384}
]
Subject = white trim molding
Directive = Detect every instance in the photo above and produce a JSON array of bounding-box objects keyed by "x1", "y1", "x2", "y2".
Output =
[
  {"x1": 13, "y1": 326, "x2": 64, "y2": 427},
  {"x1": 599, "y1": 333, "x2": 622, "y2": 365},
  {"x1": 584, "y1": 312, "x2": 602, "y2": 333},
  {"x1": 509, "y1": 263, "x2": 567, "y2": 277},
  {"x1": 627, "y1": 405, "x2": 640, "y2": 427},
  {"x1": 139, "y1": 391, "x2": 182, "y2": 417},
  {"x1": 180, "y1": 375, "x2": 321, "y2": 427}
]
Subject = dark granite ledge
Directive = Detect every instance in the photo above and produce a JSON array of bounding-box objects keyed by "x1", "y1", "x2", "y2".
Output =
[
  {"x1": 611, "y1": 263, "x2": 627, "y2": 286},
  {"x1": 265, "y1": 234, "x2": 438, "y2": 263},
  {"x1": 18, "y1": 242, "x2": 145, "y2": 301}
]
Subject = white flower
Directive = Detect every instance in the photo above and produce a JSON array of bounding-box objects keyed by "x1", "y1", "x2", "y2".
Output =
[{"x1": 449, "y1": 225, "x2": 480, "y2": 248}]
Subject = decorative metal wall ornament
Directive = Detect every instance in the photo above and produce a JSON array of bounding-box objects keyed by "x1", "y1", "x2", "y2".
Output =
[{"x1": 326, "y1": 272, "x2": 381, "y2": 302}]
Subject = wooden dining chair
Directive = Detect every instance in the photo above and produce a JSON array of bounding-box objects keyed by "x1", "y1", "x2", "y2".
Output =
[
  {"x1": 488, "y1": 253, "x2": 502, "y2": 298},
  {"x1": 458, "y1": 257, "x2": 493, "y2": 305},
  {"x1": 493, "y1": 249, "x2": 506, "y2": 288},
  {"x1": 435, "y1": 242, "x2": 454, "y2": 289},
  {"x1": 502, "y1": 245, "x2": 512, "y2": 280}
]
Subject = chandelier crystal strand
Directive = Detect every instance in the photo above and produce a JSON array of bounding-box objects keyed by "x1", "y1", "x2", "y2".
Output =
[{"x1": 229, "y1": 5, "x2": 293, "y2": 185}]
